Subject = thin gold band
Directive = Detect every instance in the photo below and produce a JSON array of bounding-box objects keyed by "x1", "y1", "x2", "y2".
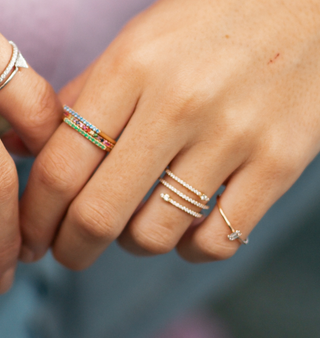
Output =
[{"x1": 216, "y1": 195, "x2": 249, "y2": 245}]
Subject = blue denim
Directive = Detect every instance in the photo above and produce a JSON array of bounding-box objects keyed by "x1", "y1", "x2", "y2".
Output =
[{"x1": 1, "y1": 154, "x2": 320, "y2": 338}]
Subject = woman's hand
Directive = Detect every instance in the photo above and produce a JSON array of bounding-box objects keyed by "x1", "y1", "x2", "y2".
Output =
[
  {"x1": 19, "y1": 0, "x2": 320, "y2": 269},
  {"x1": 0, "y1": 34, "x2": 63, "y2": 292}
]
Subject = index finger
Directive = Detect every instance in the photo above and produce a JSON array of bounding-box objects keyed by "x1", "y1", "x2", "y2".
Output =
[{"x1": 0, "y1": 34, "x2": 63, "y2": 155}]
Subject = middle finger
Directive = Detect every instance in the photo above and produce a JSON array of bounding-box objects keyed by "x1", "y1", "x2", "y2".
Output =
[{"x1": 19, "y1": 54, "x2": 141, "y2": 263}]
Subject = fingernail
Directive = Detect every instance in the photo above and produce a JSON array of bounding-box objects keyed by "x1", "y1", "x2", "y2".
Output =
[{"x1": 19, "y1": 245, "x2": 35, "y2": 263}]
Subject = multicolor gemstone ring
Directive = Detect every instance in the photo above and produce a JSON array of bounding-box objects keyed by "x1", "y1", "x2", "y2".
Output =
[
  {"x1": 63, "y1": 105, "x2": 116, "y2": 152},
  {"x1": 216, "y1": 195, "x2": 249, "y2": 245}
]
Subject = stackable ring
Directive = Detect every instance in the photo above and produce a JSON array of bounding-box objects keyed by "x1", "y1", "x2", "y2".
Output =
[
  {"x1": 159, "y1": 178, "x2": 209, "y2": 209},
  {"x1": 63, "y1": 105, "x2": 116, "y2": 152},
  {"x1": 159, "y1": 168, "x2": 209, "y2": 218},
  {"x1": 0, "y1": 41, "x2": 28, "y2": 90},
  {"x1": 216, "y1": 195, "x2": 249, "y2": 245},
  {"x1": 160, "y1": 193, "x2": 202, "y2": 218},
  {"x1": 165, "y1": 169, "x2": 210, "y2": 202}
]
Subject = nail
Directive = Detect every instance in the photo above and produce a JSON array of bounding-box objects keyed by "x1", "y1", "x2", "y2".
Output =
[{"x1": 19, "y1": 245, "x2": 35, "y2": 263}]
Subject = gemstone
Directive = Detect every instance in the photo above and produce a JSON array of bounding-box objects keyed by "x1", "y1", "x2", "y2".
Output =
[
  {"x1": 228, "y1": 230, "x2": 242, "y2": 241},
  {"x1": 163, "y1": 194, "x2": 170, "y2": 202}
]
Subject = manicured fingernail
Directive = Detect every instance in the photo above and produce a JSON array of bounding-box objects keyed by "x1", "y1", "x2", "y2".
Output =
[{"x1": 19, "y1": 245, "x2": 35, "y2": 263}]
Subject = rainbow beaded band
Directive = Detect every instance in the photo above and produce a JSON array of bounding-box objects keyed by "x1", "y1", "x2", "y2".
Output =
[{"x1": 63, "y1": 106, "x2": 116, "y2": 152}]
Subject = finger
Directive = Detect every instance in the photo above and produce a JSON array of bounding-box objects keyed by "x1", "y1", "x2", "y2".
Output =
[
  {"x1": 0, "y1": 266, "x2": 16, "y2": 294},
  {"x1": 0, "y1": 34, "x2": 62, "y2": 155},
  {"x1": 19, "y1": 50, "x2": 142, "y2": 262},
  {"x1": 51, "y1": 99, "x2": 186, "y2": 270},
  {"x1": 1, "y1": 129, "x2": 32, "y2": 157},
  {"x1": 0, "y1": 143, "x2": 20, "y2": 293},
  {"x1": 117, "y1": 141, "x2": 246, "y2": 256},
  {"x1": 176, "y1": 153, "x2": 303, "y2": 262}
]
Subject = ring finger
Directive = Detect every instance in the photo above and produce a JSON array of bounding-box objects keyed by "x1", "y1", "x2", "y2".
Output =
[{"x1": 117, "y1": 141, "x2": 247, "y2": 256}]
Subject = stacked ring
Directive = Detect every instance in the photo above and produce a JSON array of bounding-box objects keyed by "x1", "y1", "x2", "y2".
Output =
[
  {"x1": 216, "y1": 195, "x2": 249, "y2": 245},
  {"x1": 159, "y1": 168, "x2": 210, "y2": 218},
  {"x1": 63, "y1": 105, "x2": 116, "y2": 152},
  {"x1": 0, "y1": 41, "x2": 28, "y2": 91},
  {"x1": 165, "y1": 169, "x2": 210, "y2": 202},
  {"x1": 160, "y1": 193, "x2": 202, "y2": 218}
]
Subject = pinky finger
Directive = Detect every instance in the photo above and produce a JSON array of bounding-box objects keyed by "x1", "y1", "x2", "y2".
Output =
[{"x1": 177, "y1": 157, "x2": 303, "y2": 263}]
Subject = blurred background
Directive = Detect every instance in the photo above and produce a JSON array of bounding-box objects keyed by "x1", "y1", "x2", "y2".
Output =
[{"x1": 0, "y1": 154, "x2": 319, "y2": 338}]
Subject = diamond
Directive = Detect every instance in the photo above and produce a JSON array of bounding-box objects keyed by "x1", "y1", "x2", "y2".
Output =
[{"x1": 228, "y1": 230, "x2": 242, "y2": 241}]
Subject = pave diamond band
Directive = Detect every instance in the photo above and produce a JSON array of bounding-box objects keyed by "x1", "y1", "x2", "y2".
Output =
[
  {"x1": 63, "y1": 106, "x2": 116, "y2": 152},
  {"x1": 216, "y1": 195, "x2": 249, "y2": 245},
  {"x1": 160, "y1": 193, "x2": 202, "y2": 218},
  {"x1": 159, "y1": 178, "x2": 209, "y2": 209},
  {"x1": 165, "y1": 169, "x2": 210, "y2": 202},
  {"x1": 159, "y1": 167, "x2": 210, "y2": 218},
  {"x1": 0, "y1": 41, "x2": 28, "y2": 90}
]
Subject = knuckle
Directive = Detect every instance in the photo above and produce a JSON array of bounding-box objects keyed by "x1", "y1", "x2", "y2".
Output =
[
  {"x1": 0, "y1": 156, "x2": 18, "y2": 201},
  {"x1": 23, "y1": 78, "x2": 58, "y2": 133},
  {"x1": 109, "y1": 44, "x2": 148, "y2": 78},
  {"x1": 262, "y1": 142, "x2": 301, "y2": 180},
  {"x1": 0, "y1": 237, "x2": 20, "y2": 271},
  {"x1": 33, "y1": 149, "x2": 78, "y2": 193},
  {"x1": 129, "y1": 216, "x2": 177, "y2": 255},
  {"x1": 71, "y1": 201, "x2": 120, "y2": 242},
  {"x1": 196, "y1": 233, "x2": 238, "y2": 261},
  {"x1": 52, "y1": 248, "x2": 86, "y2": 272},
  {"x1": 132, "y1": 229, "x2": 174, "y2": 255}
]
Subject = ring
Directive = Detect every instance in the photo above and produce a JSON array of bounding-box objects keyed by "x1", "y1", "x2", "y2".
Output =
[
  {"x1": 216, "y1": 195, "x2": 249, "y2": 245},
  {"x1": 159, "y1": 178, "x2": 209, "y2": 209},
  {"x1": 160, "y1": 193, "x2": 202, "y2": 218},
  {"x1": 0, "y1": 41, "x2": 28, "y2": 90},
  {"x1": 159, "y1": 168, "x2": 209, "y2": 218},
  {"x1": 63, "y1": 106, "x2": 116, "y2": 152},
  {"x1": 165, "y1": 169, "x2": 210, "y2": 202}
]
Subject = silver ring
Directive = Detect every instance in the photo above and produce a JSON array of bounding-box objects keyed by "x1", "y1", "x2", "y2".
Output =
[{"x1": 0, "y1": 41, "x2": 28, "y2": 91}]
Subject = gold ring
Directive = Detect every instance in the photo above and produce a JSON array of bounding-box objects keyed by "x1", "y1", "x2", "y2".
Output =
[
  {"x1": 63, "y1": 105, "x2": 116, "y2": 152},
  {"x1": 216, "y1": 195, "x2": 249, "y2": 245},
  {"x1": 159, "y1": 167, "x2": 210, "y2": 218}
]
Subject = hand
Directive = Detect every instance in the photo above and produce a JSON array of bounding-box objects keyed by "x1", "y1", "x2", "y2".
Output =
[
  {"x1": 0, "y1": 34, "x2": 63, "y2": 292},
  {"x1": 19, "y1": 0, "x2": 320, "y2": 269}
]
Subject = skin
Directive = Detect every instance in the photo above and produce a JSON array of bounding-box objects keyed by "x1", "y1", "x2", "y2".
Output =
[
  {"x1": 1, "y1": 0, "x2": 320, "y2": 291},
  {"x1": 0, "y1": 34, "x2": 63, "y2": 292},
  {"x1": 18, "y1": 0, "x2": 320, "y2": 268}
]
